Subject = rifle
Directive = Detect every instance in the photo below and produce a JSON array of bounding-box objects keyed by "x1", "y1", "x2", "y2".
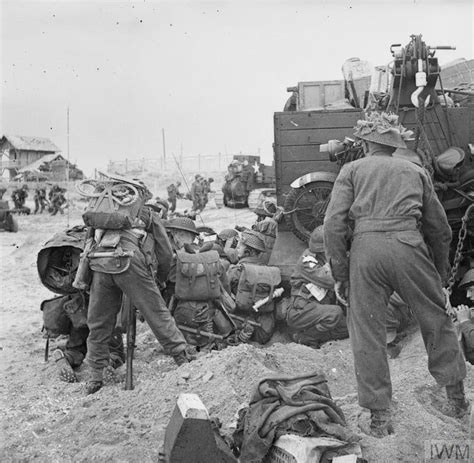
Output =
[
  {"x1": 72, "y1": 226, "x2": 94, "y2": 291},
  {"x1": 123, "y1": 295, "x2": 136, "y2": 390},
  {"x1": 177, "y1": 324, "x2": 224, "y2": 341}
]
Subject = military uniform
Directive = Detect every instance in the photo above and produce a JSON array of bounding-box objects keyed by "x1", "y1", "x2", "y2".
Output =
[
  {"x1": 324, "y1": 133, "x2": 466, "y2": 413},
  {"x1": 50, "y1": 189, "x2": 66, "y2": 215},
  {"x1": 34, "y1": 187, "x2": 48, "y2": 214},
  {"x1": 167, "y1": 183, "x2": 180, "y2": 213},
  {"x1": 86, "y1": 209, "x2": 188, "y2": 388},
  {"x1": 190, "y1": 176, "x2": 203, "y2": 212},
  {"x1": 11, "y1": 186, "x2": 28, "y2": 209},
  {"x1": 287, "y1": 248, "x2": 348, "y2": 348}
]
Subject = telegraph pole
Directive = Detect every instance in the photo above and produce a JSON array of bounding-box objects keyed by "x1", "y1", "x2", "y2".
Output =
[{"x1": 162, "y1": 128, "x2": 166, "y2": 170}]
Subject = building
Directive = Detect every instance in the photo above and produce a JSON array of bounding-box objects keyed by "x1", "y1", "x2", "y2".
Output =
[{"x1": 0, "y1": 135, "x2": 61, "y2": 180}]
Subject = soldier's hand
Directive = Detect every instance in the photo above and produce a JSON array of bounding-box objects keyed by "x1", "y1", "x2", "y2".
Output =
[
  {"x1": 334, "y1": 280, "x2": 349, "y2": 307},
  {"x1": 453, "y1": 304, "x2": 471, "y2": 323}
]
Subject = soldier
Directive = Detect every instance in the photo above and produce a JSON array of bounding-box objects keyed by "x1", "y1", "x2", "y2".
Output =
[
  {"x1": 324, "y1": 112, "x2": 468, "y2": 437},
  {"x1": 166, "y1": 181, "x2": 182, "y2": 213},
  {"x1": 150, "y1": 198, "x2": 169, "y2": 220},
  {"x1": 200, "y1": 177, "x2": 213, "y2": 211},
  {"x1": 85, "y1": 199, "x2": 196, "y2": 394},
  {"x1": 0, "y1": 186, "x2": 6, "y2": 200},
  {"x1": 287, "y1": 225, "x2": 349, "y2": 348},
  {"x1": 11, "y1": 184, "x2": 28, "y2": 209},
  {"x1": 190, "y1": 175, "x2": 203, "y2": 212},
  {"x1": 50, "y1": 188, "x2": 66, "y2": 215},
  {"x1": 227, "y1": 230, "x2": 277, "y2": 344},
  {"x1": 251, "y1": 198, "x2": 283, "y2": 264},
  {"x1": 34, "y1": 186, "x2": 48, "y2": 214},
  {"x1": 215, "y1": 228, "x2": 239, "y2": 268}
]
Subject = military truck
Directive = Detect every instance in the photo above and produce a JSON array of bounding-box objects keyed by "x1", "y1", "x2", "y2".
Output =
[
  {"x1": 269, "y1": 34, "x2": 474, "y2": 280},
  {"x1": 214, "y1": 154, "x2": 276, "y2": 209}
]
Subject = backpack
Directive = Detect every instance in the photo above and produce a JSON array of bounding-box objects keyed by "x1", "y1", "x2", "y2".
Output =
[
  {"x1": 81, "y1": 179, "x2": 147, "y2": 230},
  {"x1": 175, "y1": 250, "x2": 221, "y2": 301},
  {"x1": 235, "y1": 264, "x2": 281, "y2": 313},
  {"x1": 41, "y1": 293, "x2": 88, "y2": 336}
]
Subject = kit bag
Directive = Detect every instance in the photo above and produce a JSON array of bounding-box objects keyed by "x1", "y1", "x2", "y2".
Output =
[
  {"x1": 235, "y1": 264, "x2": 281, "y2": 313},
  {"x1": 82, "y1": 181, "x2": 146, "y2": 230},
  {"x1": 175, "y1": 250, "x2": 221, "y2": 301},
  {"x1": 41, "y1": 293, "x2": 88, "y2": 336}
]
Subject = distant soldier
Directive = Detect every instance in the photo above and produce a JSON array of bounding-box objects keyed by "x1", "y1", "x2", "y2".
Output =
[
  {"x1": 167, "y1": 181, "x2": 182, "y2": 213},
  {"x1": 200, "y1": 177, "x2": 214, "y2": 211},
  {"x1": 0, "y1": 186, "x2": 6, "y2": 200},
  {"x1": 190, "y1": 175, "x2": 203, "y2": 212},
  {"x1": 50, "y1": 188, "x2": 67, "y2": 215},
  {"x1": 34, "y1": 186, "x2": 48, "y2": 214},
  {"x1": 11, "y1": 184, "x2": 28, "y2": 209},
  {"x1": 48, "y1": 184, "x2": 62, "y2": 202}
]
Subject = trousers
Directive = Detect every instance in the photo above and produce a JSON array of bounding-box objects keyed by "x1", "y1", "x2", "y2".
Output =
[
  {"x1": 349, "y1": 230, "x2": 466, "y2": 410},
  {"x1": 287, "y1": 295, "x2": 349, "y2": 347},
  {"x1": 86, "y1": 248, "x2": 186, "y2": 379}
]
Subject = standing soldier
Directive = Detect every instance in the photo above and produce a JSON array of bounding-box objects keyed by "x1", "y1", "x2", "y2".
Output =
[
  {"x1": 11, "y1": 184, "x2": 28, "y2": 209},
  {"x1": 167, "y1": 181, "x2": 182, "y2": 213},
  {"x1": 85, "y1": 195, "x2": 196, "y2": 394},
  {"x1": 50, "y1": 188, "x2": 67, "y2": 215},
  {"x1": 324, "y1": 112, "x2": 468, "y2": 437},
  {"x1": 190, "y1": 174, "x2": 203, "y2": 212},
  {"x1": 34, "y1": 186, "x2": 48, "y2": 214}
]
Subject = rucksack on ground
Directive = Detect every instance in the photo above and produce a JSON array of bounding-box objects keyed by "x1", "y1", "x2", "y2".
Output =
[
  {"x1": 175, "y1": 250, "x2": 221, "y2": 301},
  {"x1": 235, "y1": 264, "x2": 281, "y2": 313}
]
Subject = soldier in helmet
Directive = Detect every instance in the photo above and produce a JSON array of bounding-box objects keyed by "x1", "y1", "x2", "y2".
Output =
[
  {"x1": 166, "y1": 181, "x2": 182, "y2": 213},
  {"x1": 190, "y1": 175, "x2": 203, "y2": 212},
  {"x1": 227, "y1": 230, "x2": 276, "y2": 344},
  {"x1": 11, "y1": 184, "x2": 28, "y2": 209},
  {"x1": 324, "y1": 112, "x2": 467, "y2": 436},
  {"x1": 148, "y1": 198, "x2": 169, "y2": 220},
  {"x1": 453, "y1": 269, "x2": 474, "y2": 364}
]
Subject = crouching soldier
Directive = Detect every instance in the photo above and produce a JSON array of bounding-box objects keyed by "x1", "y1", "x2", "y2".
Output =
[
  {"x1": 227, "y1": 230, "x2": 281, "y2": 344},
  {"x1": 287, "y1": 225, "x2": 349, "y2": 348},
  {"x1": 38, "y1": 225, "x2": 125, "y2": 382},
  {"x1": 42, "y1": 293, "x2": 124, "y2": 382}
]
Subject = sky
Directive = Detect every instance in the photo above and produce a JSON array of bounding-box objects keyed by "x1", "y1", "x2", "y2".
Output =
[{"x1": 1, "y1": 0, "x2": 473, "y2": 175}]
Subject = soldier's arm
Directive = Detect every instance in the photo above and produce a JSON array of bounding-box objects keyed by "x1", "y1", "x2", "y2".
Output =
[
  {"x1": 419, "y1": 171, "x2": 452, "y2": 283},
  {"x1": 323, "y1": 166, "x2": 354, "y2": 282}
]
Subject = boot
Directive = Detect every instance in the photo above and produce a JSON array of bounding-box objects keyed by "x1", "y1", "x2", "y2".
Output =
[
  {"x1": 52, "y1": 349, "x2": 77, "y2": 383},
  {"x1": 369, "y1": 409, "x2": 394, "y2": 438},
  {"x1": 172, "y1": 345, "x2": 197, "y2": 366},
  {"x1": 445, "y1": 381, "x2": 470, "y2": 418}
]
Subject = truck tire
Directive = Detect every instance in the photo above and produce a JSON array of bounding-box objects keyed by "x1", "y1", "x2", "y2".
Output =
[
  {"x1": 214, "y1": 190, "x2": 225, "y2": 208},
  {"x1": 284, "y1": 180, "x2": 334, "y2": 242},
  {"x1": 247, "y1": 188, "x2": 277, "y2": 210}
]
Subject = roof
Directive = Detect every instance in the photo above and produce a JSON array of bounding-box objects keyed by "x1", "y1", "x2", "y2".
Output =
[
  {"x1": 1, "y1": 135, "x2": 60, "y2": 152},
  {"x1": 18, "y1": 153, "x2": 65, "y2": 173}
]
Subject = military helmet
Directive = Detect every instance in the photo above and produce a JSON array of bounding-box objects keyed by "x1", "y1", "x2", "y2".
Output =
[
  {"x1": 309, "y1": 225, "x2": 325, "y2": 253},
  {"x1": 254, "y1": 198, "x2": 277, "y2": 217},
  {"x1": 218, "y1": 228, "x2": 238, "y2": 241},
  {"x1": 22, "y1": 183, "x2": 29, "y2": 190},
  {"x1": 165, "y1": 217, "x2": 199, "y2": 235},
  {"x1": 241, "y1": 230, "x2": 266, "y2": 252},
  {"x1": 354, "y1": 112, "x2": 413, "y2": 149},
  {"x1": 459, "y1": 269, "x2": 474, "y2": 290}
]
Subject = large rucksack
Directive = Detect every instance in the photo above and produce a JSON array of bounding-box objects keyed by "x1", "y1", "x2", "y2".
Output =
[
  {"x1": 235, "y1": 264, "x2": 281, "y2": 313},
  {"x1": 41, "y1": 293, "x2": 88, "y2": 336},
  {"x1": 175, "y1": 250, "x2": 221, "y2": 301},
  {"x1": 37, "y1": 225, "x2": 86, "y2": 294},
  {"x1": 78, "y1": 176, "x2": 148, "y2": 230}
]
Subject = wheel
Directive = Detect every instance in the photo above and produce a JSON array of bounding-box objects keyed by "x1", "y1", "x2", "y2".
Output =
[
  {"x1": 247, "y1": 188, "x2": 277, "y2": 210},
  {"x1": 214, "y1": 190, "x2": 224, "y2": 208},
  {"x1": 284, "y1": 181, "x2": 334, "y2": 242}
]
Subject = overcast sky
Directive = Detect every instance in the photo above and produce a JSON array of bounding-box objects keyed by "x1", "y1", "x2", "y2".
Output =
[{"x1": 1, "y1": 0, "x2": 473, "y2": 175}]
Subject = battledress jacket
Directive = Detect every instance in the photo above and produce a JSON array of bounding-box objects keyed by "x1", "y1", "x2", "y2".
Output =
[{"x1": 323, "y1": 152, "x2": 452, "y2": 283}]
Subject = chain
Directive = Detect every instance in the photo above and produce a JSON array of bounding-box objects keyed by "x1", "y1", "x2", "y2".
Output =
[{"x1": 446, "y1": 203, "x2": 474, "y2": 296}]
